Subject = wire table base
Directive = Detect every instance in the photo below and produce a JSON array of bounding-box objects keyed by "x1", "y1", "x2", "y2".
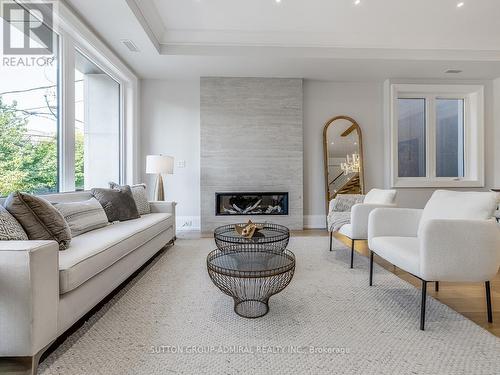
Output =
[{"x1": 207, "y1": 244, "x2": 296, "y2": 318}]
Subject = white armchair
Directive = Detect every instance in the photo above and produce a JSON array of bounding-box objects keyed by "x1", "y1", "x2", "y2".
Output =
[
  {"x1": 368, "y1": 190, "x2": 500, "y2": 330},
  {"x1": 328, "y1": 188, "x2": 397, "y2": 268}
]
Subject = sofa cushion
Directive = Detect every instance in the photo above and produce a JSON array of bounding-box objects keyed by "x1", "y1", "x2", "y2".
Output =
[
  {"x1": 91, "y1": 186, "x2": 140, "y2": 222},
  {"x1": 58, "y1": 213, "x2": 173, "y2": 294},
  {"x1": 417, "y1": 190, "x2": 497, "y2": 237},
  {"x1": 4, "y1": 192, "x2": 72, "y2": 250},
  {"x1": 55, "y1": 198, "x2": 109, "y2": 237}
]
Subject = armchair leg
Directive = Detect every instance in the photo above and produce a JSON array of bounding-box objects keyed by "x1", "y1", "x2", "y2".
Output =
[
  {"x1": 350, "y1": 239, "x2": 355, "y2": 269},
  {"x1": 329, "y1": 232, "x2": 333, "y2": 251},
  {"x1": 485, "y1": 281, "x2": 493, "y2": 323},
  {"x1": 435, "y1": 281, "x2": 439, "y2": 292},
  {"x1": 420, "y1": 280, "x2": 427, "y2": 331},
  {"x1": 369, "y1": 251, "x2": 374, "y2": 286}
]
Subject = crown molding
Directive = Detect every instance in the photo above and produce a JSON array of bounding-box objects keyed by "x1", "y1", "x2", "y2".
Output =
[
  {"x1": 159, "y1": 44, "x2": 500, "y2": 62},
  {"x1": 125, "y1": 0, "x2": 163, "y2": 53},
  {"x1": 127, "y1": 1, "x2": 500, "y2": 62},
  {"x1": 159, "y1": 29, "x2": 500, "y2": 51}
]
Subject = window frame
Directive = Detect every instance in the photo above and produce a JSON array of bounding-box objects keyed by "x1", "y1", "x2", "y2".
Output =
[
  {"x1": 55, "y1": 2, "x2": 140, "y2": 189},
  {"x1": 61, "y1": 43, "x2": 124, "y2": 192},
  {"x1": 34, "y1": 1, "x2": 137, "y2": 193},
  {"x1": 58, "y1": 38, "x2": 125, "y2": 192},
  {"x1": 389, "y1": 84, "x2": 484, "y2": 188},
  {"x1": 0, "y1": 2, "x2": 138, "y2": 197}
]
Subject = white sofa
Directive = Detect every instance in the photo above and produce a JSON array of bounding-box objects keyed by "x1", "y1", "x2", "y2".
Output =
[
  {"x1": 0, "y1": 192, "x2": 176, "y2": 372},
  {"x1": 368, "y1": 190, "x2": 500, "y2": 330}
]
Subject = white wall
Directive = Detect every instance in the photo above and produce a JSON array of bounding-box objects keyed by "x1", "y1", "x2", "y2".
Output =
[
  {"x1": 140, "y1": 79, "x2": 201, "y2": 230},
  {"x1": 140, "y1": 78, "x2": 499, "y2": 231},
  {"x1": 303, "y1": 80, "x2": 385, "y2": 228},
  {"x1": 303, "y1": 79, "x2": 498, "y2": 228}
]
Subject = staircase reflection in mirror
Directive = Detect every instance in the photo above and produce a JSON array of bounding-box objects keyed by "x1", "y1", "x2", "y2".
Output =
[{"x1": 323, "y1": 116, "x2": 364, "y2": 211}]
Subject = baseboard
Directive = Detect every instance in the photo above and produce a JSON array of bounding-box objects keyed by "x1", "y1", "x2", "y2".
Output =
[
  {"x1": 179, "y1": 215, "x2": 325, "y2": 231},
  {"x1": 176, "y1": 216, "x2": 201, "y2": 231},
  {"x1": 304, "y1": 215, "x2": 326, "y2": 229}
]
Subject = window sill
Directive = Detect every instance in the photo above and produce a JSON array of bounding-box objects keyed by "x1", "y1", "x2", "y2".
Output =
[{"x1": 392, "y1": 178, "x2": 484, "y2": 188}]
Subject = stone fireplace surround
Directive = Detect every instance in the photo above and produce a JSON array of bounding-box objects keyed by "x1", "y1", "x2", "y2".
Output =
[{"x1": 200, "y1": 77, "x2": 303, "y2": 232}]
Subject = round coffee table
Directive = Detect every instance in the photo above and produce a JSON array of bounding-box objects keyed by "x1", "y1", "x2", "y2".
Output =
[
  {"x1": 214, "y1": 223, "x2": 290, "y2": 250},
  {"x1": 207, "y1": 244, "x2": 295, "y2": 318}
]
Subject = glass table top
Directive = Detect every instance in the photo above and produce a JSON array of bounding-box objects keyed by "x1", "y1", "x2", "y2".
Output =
[{"x1": 207, "y1": 249, "x2": 295, "y2": 277}]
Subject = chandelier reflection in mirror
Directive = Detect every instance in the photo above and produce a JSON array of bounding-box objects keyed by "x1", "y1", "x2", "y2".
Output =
[{"x1": 341, "y1": 153, "x2": 360, "y2": 175}]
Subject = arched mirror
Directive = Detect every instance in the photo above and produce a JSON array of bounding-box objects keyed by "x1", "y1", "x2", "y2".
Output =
[{"x1": 323, "y1": 116, "x2": 365, "y2": 209}]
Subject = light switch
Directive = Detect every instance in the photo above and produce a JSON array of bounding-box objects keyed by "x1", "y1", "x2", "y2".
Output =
[{"x1": 176, "y1": 160, "x2": 186, "y2": 168}]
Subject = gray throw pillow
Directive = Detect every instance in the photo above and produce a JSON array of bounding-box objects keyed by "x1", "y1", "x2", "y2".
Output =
[
  {"x1": 109, "y1": 182, "x2": 150, "y2": 215},
  {"x1": 4, "y1": 192, "x2": 72, "y2": 250},
  {"x1": 91, "y1": 186, "x2": 140, "y2": 222},
  {"x1": 55, "y1": 198, "x2": 109, "y2": 237},
  {"x1": 0, "y1": 205, "x2": 28, "y2": 240},
  {"x1": 332, "y1": 194, "x2": 365, "y2": 212}
]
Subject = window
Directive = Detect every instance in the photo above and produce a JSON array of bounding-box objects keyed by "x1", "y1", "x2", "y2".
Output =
[
  {"x1": 397, "y1": 98, "x2": 426, "y2": 178},
  {"x1": 436, "y1": 99, "x2": 464, "y2": 178},
  {"x1": 75, "y1": 51, "x2": 120, "y2": 190},
  {"x1": 0, "y1": 22, "x2": 59, "y2": 196},
  {"x1": 0, "y1": 3, "x2": 130, "y2": 196},
  {"x1": 390, "y1": 84, "x2": 484, "y2": 188}
]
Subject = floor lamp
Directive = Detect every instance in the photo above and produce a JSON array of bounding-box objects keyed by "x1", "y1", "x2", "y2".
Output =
[{"x1": 146, "y1": 155, "x2": 174, "y2": 201}]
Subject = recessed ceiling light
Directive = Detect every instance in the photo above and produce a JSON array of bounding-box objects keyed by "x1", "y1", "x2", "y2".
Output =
[
  {"x1": 457, "y1": 2, "x2": 464, "y2": 8},
  {"x1": 275, "y1": 0, "x2": 281, "y2": 3},
  {"x1": 354, "y1": 0, "x2": 361, "y2": 5}
]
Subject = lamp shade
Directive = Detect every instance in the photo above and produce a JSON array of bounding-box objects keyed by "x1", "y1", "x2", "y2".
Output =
[{"x1": 146, "y1": 155, "x2": 174, "y2": 174}]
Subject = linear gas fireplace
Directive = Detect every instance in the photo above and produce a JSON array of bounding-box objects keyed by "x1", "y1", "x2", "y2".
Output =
[{"x1": 216, "y1": 192, "x2": 289, "y2": 216}]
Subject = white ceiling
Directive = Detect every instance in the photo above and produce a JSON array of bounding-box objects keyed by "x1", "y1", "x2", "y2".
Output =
[
  {"x1": 65, "y1": 0, "x2": 500, "y2": 80},
  {"x1": 151, "y1": 0, "x2": 500, "y2": 50}
]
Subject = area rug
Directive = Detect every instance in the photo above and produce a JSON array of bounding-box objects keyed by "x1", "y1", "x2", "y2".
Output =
[{"x1": 39, "y1": 237, "x2": 500, "y2": 375}]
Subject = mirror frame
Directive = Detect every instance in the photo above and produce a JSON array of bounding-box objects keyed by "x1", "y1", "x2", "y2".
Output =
[{"x1": 323, "y1": 115, "x2": 365, "y2": 212}]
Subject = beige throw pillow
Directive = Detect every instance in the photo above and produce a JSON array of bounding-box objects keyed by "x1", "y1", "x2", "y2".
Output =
[{"x1": 55, "y1": 198, "x2": 109, "y2": 237}]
